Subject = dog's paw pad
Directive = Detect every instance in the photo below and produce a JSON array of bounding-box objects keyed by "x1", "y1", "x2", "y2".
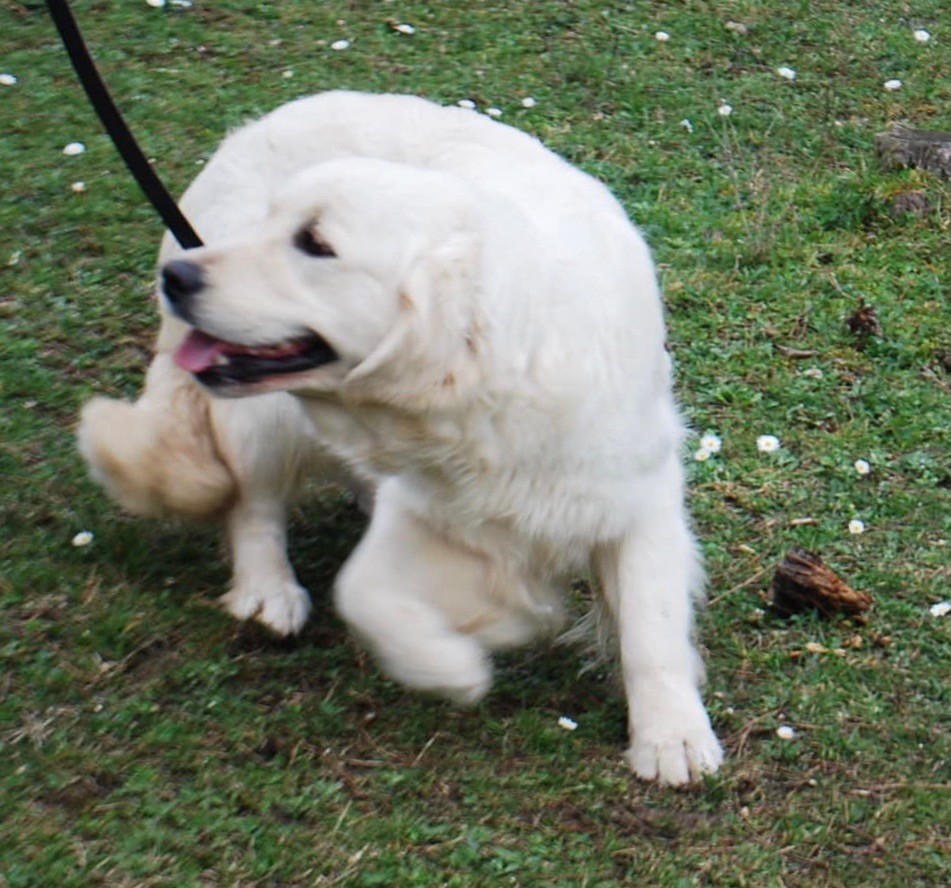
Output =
[
  {"x1": 625, "y1": 722, "x2": 723, "y2": 786},
  {"x1": 220, "y1": 581, "x2": 312, "y2": 636}
]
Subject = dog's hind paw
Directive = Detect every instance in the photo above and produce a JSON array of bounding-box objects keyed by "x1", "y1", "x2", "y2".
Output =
[
  {"x1": 625, "y1": 715, "x2": 723, "y2": 786},
  {"x1": 220, "y1": 580, "x2": 312, "y2": 636}
]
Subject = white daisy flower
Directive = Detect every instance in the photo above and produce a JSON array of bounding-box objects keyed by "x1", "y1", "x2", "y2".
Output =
[
  {"x1": 756, "y1": 434, "x2": 780, "y2": 453},
  {"x1": 700, "y1": 433, "x2": 722, "y2": 454},
  {"x1": 71, "y1": 531, "x2": 94, "y2": 547},
  {"x1": 717, "y1": 102, "x2": 733, "y2": 117},
  {"x1": 854, "y1": 459, "x2": 870, "y2": 476},
  {"x1": 395, "y1": 23, "x2": 416, "y2": 35},
  {"x1": 776, "y1": 66, "x2": 797, "y2": 81},
  {"x1": 71, "y1": 181, "x2": 87, "y2": 193},
  {"x1": 930, "y1": 601, "x2": 950, "y2": 617},
  {"x1": 694, "y1": 447, "x2": 711, "y2": 462},
  {"x1": 680, "y1": 118, "x2": 694, "y2": 132},
  {"x1": 457, "y1": 99, "x2": 477, "y2": 110},
  {"x1": 776, "y1": 725, "x2": 796, "y2": 740},
  {"x1": 848, "y1": 519, "x2": 865, "y2": 535},
  {"x1": 486, "y1": 107, "x2": 503, "y2": 118},
  {"x1": 282, "y1": 69, "x2": 294, "y2": 79},
  {"x1": 557, "y1": 716, "x2": 578, "y2": 731},
  {"x1": 655, "y1": 31, "x2": 671, "y2": 42},
  {"x1": 913, "y1": 29, "x2": 931, "y2": 43},
  {"x1": 63, "y1": 142, "x2": 86, "y2": 156},
  {"x1": 331, "y1": 39, "x2": 351, "y2": 51},
  {"x1": 0, "y1": 73, "x2": 17, "y2": 86},
  {"x1": 883, "y1": 79, "x2": 903, "y2": 91},
  {"x1": 146, "y1": 0, "x2": 166, "y2": 7},
  {"x1": 521, "y1": 96, "x2": 537, "y2": 108}
]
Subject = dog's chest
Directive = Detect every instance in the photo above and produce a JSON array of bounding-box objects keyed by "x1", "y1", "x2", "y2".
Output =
[{"x1": 310, "y1": 395, "x2": 642, "y2": 556}]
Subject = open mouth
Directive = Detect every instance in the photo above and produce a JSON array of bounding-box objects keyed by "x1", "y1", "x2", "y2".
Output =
[{"x1": 173, "y1": 328, "x2": 339, "y2": 386}]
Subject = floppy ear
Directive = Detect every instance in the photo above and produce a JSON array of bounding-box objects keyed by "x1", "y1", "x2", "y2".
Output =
[{"x1": 342, "y1": 232, "x2": 485, "y2": 407}]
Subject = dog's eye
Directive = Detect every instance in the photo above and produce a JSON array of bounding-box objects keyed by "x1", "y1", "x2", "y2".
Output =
[{"x1": 294, "y1": 226, "x2": 336, "y2": 258}]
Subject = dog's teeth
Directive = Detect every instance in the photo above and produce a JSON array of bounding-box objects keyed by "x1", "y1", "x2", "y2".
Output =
[{"x1": 215, "y1": 354, "x2": 230, "y2": 366}]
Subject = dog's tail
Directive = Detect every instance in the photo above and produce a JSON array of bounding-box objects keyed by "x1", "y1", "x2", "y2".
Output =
[{"x1": 77, "y1": 355, "x2": 236, "y2": 520}]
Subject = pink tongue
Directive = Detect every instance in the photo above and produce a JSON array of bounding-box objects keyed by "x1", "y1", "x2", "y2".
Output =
[{"x1": 174, "y1": 329, "x2": 229, "y2": 373}]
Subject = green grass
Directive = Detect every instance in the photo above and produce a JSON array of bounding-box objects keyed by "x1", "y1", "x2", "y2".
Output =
[{"x1": 2, "y1": 1, "x2": 949, "y2": 885}]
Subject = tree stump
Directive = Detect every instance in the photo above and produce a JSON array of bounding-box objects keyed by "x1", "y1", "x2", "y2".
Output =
[{"x1": 875, "y1": 123, "x2": 951, "y2": 178}]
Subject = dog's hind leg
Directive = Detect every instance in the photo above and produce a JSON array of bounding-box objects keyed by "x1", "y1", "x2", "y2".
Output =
[
  {"x1": 334, "y1": 478, "x2": 496, "y2": 704},
  {"x1": 78, "y1": 355, "x2": 236, "y2": 520},
  {"x1": 594, "y1": 458, "x2": 723, "y2": 785}
]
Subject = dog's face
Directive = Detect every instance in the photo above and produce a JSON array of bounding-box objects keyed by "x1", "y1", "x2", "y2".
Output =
[{"x1": 165, "y1": 158, "x2": 484, "y2": 401}]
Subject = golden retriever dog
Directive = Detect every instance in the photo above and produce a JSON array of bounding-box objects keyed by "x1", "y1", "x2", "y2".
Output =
[{"x1": 79, "y1": 91, "x2": 722, "y2": 784}]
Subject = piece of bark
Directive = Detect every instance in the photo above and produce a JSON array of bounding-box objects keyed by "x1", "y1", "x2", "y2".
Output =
[
  {"x1": 845, "y1": 300, "x2": 882, "y2": 345},
  {"x1": 889, "y1": 189, "x2": 932, "y2": 218},
  {"x1": 875, "y1": 123, "x2": 951, "y2": 179},
  {"x1": 770, "y1": 548, "x2": 872, "y2": 617}
]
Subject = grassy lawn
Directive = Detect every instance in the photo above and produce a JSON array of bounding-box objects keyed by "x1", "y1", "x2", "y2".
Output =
[{"x1": 2, "y1": 1, "x2": 949, "y2": 884}]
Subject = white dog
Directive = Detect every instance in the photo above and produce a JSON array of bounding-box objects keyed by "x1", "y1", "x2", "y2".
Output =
[{"x1": 79, "y1": 91, "x2": 722, "y2": 784}]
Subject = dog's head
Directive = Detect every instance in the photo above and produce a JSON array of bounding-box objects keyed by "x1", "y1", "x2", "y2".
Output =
[{"x1": 164, "y1": 158, "x2": 486, "y2": 406}]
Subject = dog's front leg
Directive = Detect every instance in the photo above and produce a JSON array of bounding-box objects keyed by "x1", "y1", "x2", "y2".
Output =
[
  {"x1": 595, "y1": 476, "x2": 723, "y2": 785},
  {"x1": 335, "y1": 479, "x2": 493, "y2": 704},
  {"x1": 221, "y1": 494, "x2": 311, "y2": 636}
]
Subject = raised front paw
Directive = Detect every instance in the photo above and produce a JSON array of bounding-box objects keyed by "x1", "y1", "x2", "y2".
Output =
[
  {"x1": 625, "y1": 708, "x2": 724, "y2": 786},
  {"x1": 379, "y1": 632, "x2": 493, "y2": 706},
  {"x1": 219, "y1": 580, "x2": 312, "y2": 636}
]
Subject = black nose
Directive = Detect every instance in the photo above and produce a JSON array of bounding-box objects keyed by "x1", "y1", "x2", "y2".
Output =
[{"x1": 161, "y1": 259, "x2": 205, "y2": 310}]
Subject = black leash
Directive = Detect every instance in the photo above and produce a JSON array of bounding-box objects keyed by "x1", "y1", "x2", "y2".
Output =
[{"x1": 45, "y1": 0, "x2": 203, "y2": 249}]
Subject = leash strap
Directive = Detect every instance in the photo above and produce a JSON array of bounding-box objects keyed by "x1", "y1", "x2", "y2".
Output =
[{"x1": 45, "y1": 0, "x2": 203, "y2": 249}]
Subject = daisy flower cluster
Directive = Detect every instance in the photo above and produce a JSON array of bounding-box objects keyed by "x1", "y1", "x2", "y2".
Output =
[
  {"x1": 691, "y1": 20, "x2": 939, "y2": 127},
  {"x1": 692, "y1": 431, "x2": 785, "y2": 460},
  {"x1": 693, "y1": 432, "x2": 722, "y2": 462},
  {"x1": 692, "y1": 429, "x2": 874, "y2": 537},
  {"x1": 455, "y1": 98, "x2": 538, "y2": 117}
]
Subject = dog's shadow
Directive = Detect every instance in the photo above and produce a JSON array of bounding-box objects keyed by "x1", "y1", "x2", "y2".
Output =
[
  {"x1": 97, "y1": 487, "x2": 365, "y2": 610},
  {"x1": 99, "y1": 492, "x2": 626, "y2": 755}
]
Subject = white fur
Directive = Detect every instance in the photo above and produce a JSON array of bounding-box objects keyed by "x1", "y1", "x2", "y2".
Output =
[{"x1": 79, "y1": 91, "x2": 722, "y2": 783}]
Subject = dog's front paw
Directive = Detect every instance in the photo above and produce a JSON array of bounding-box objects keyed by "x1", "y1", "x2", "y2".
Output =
[
  {"x1": 380, "y1": 633, "x2": 492, "y2": 706},
  {"x1": 625, "y1": 706, "x2": 723, "y2": 786},
  {"x1": 220, "y1": 580, "x2": 312, "y2": 636}
]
